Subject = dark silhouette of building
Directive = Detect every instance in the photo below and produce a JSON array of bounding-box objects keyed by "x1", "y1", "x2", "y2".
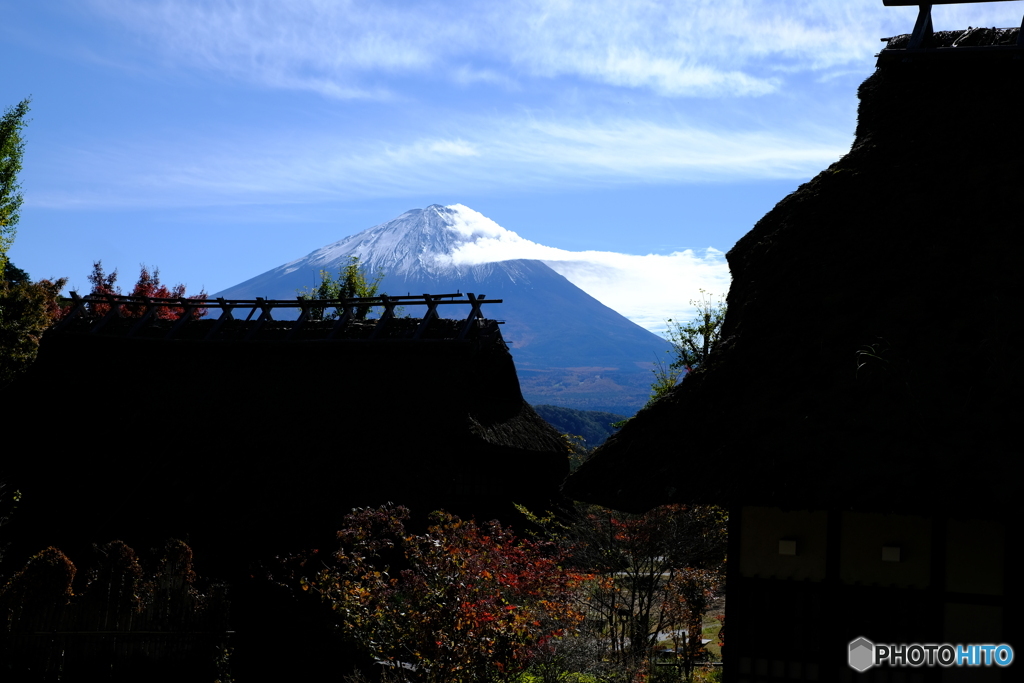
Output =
[
  {"x1": 2, "y1": 305, "x2": 568, "y2": 678},
  {"x1": 565, "y1": 25, "x2": 1023, "y2": 683}
]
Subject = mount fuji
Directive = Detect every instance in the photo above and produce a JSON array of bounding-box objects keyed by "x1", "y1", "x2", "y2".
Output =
[{"x1": 216, "y1": 204, "x2": 671, "y2": 413}]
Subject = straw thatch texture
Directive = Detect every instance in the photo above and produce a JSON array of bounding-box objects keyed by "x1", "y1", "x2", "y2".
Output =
[{"x1": 564, "y1": 39, "x2": 1024, "y2": 517}]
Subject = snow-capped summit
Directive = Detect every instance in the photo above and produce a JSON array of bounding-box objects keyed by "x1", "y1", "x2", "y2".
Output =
[
  {"x1": 282, "y1": 204, "x2": 533, "y2": 279},
  {"x1": 224, "y1": 203, "x2": 571, "y2": 297},
  {"x1": 216, "y1": 204, "x2": 671, "y2": 414}
]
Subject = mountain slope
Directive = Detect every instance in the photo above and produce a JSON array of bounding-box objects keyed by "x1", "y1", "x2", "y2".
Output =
[
  {"x1": 532, "y1": 404, "x2": 626, "y2": 450},
  {"x1": 216, "y1": 204, "x2": 670, "y2": 412}
]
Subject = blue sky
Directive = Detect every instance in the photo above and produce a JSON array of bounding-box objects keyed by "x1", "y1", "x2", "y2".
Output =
[{"x1": 4, "y1": 1, "x2": 1020, "y2": 329}]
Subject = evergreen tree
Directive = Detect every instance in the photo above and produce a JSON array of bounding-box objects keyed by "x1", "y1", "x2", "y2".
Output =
[
  {"x1": 296, "y1": 256, "x2": 384, "y2": 320},
  {"x1": 1, "y1": 260, "x2": 30, "y2": 285},
  {"x1": 0, "y1": 98, "x2": 30, "y2": 275},
  {"x1": 0, "y1": 276, "x2": 67, "y2": 386}
]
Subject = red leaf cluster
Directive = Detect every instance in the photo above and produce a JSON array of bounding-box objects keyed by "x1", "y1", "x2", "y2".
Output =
[
  {"x1": 86, "y1": 261, "x2": 207, "y2": 320},
  {"x1": 302, "y1": 505, "x2": 589, "y2": 683}
]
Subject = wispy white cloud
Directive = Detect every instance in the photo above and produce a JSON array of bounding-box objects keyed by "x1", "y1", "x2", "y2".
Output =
[
  {"x1": 439, "y1": 204, "x2": 730, "y2": 331},
  {"x1": 46, "y1": 0, "x2": 1019, "y2": 210},
  {"x1": 86, "y1": 0, "x2": 1024, "y2": 98},
  {"x1": 88, "y1": 0, "x2": 474, "y2": 98},
  {"x1": 34, "y1": 112, "x2": 848, "y2": 209},
  {"x1": 410, "y1": 139, "x2": 481, "y2": 159},
  {"x1": 487, "y1": 118, "x2": 848, "y2": 180},
  {"x1": 452, "y1": 65, "x2": 521, "y2": 89}
]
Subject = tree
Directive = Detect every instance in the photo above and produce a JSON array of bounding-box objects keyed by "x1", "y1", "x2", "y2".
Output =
[
  {"x1": 0, "y1": 481, "x2": 22, "y2": 568},
  {"x1": 296, "y1": 255, "x2": 384, "y2": 321},
  {"x1": 613, "y1": 290, "x2": 726, "y2": 424},
  {"x1": 0, "y1": 98, "x2": 70, "y2": 386},
  {"x1": 85, "y1": 261, "x2": 207, "y2": 320},
  {"x1": 519, "y1": 503, "x2": 728, "y2": 683},
  {"x1": 299, "y1": 505, "x2": 588, "y2": 683},
  {"x1": 1, "y1": 260, "x2": 29, "y2": 286},
  {"x1": 661, "y1": 566, "x2": 723, "y2": 682},
  {"x1": 0, "y1": 98, "x2": 30, "y2": 275},
  {"x1": 664, "y1": 290, "x2": 727, "y2": 376},
  {"x1": 0, "y1": 276, "x2": 67, "y2": 386},
  {"x1": 647, "y1": 354, "x2": 686, "y2": 405},
  {"x1": 0, "y1": 540, "x2": 231, "y2": 679}
]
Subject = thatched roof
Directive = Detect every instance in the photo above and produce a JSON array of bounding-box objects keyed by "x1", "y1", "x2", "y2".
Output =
[
  {"x1": 564, "y1": 38, "x2": 1024, "y2": 517},
  {"x1": 3, "y1": 319, "x2": 566, "y2": 562}
]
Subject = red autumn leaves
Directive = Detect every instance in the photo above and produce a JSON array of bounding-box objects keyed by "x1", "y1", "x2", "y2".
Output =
[
  {"x1": 301, "y1": 502, "x2": 727, "y2": 683},
  {"x1": 301, "y1": 506, "x2": 587, "y2": 683},
  {"x1": 86, "y1": 261, "x2": 207, "y2": 320}
]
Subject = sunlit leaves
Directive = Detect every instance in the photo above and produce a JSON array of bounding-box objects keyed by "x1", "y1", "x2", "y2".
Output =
[
  {"x1": 302, "y1": 505, "x2": 588, "y2": 683},
  {"x1": 295, "y1": 255, "x2": 384, "y2": 321},
  {"x1": 0, "y1": 98, "x2": 30, "y2": 275},
  {"x1": 0, "y1": 277, "x2": 67, "y2": 385},
  {"x1": 86, "y1": 261, "x2": 208, "y2": 320},
  {"x1": 664, "y1": 289, "x2": 727, "y2": 373}
]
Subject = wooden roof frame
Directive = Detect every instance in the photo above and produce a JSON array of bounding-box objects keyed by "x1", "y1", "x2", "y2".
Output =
[
  {"x1": 55, "y1": 291, "x2": 504, "y2": 342},
  {"x1": 883, "y1": 0, "x2": 1024, "y2": 48}
]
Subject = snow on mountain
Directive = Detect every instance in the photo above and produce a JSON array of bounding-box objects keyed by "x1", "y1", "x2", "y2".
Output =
[
  {"x1": 279, "y1": 204, "x2": 517, "y2": 279},
  {"x1": 231, "y1": 204, "x2": 559, "y2": 297},
  {"x1": 230, "y1": 203, "x2": 729, "y2": 334},
  {"x1": 215, "y1": 203, "x2": 677, "y2": 413}
]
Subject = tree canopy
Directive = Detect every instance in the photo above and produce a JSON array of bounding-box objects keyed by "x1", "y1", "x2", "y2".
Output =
[
  {"x1": 0, "y1": 98, "x2": 70, "y2": 387},
  {"x1": 629, "y1": 290, "x2": 727, "y2": 413},
  {"x1": 296, "y1": 255, "x2": 384, "y2": 320},
  {"x1": 664, "y1": 289, "x2": 727, "y2": 374},
  {"x1": 0, "y1": 275, "x2": 67, "y2": 386},
  {"x1": 1, "y1": 260, "x2": 30, "y2": 286},
  {"x1": 85, "y1": 261, "x2": 207, "y2": 320},
  {"x1": 0, "y1": 98, "x2": 30, "y2": 275},
  {"x1": 519, "y1": 502, "x2": 728, "y2": 682},
  {"x1": 299, "y1": 505, "x2": 588, "y2": 683}
]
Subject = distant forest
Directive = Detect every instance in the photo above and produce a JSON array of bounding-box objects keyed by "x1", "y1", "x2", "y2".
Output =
[{"x1": 532, "y1": 404, "x2": 626, "y2": 450}]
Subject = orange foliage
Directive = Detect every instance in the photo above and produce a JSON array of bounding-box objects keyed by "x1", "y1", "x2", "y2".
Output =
[
  {"x1": 300, "y1": 505, "x2": 589, "y2": 683},
  {"x1": 86, "y1": 261, "x2": 207, "y2": 320}
]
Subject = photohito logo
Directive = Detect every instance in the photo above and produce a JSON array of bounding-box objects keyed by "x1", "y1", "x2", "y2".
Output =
[{"x1": 849, "y1": 637, "x2": 1014, "y2": 671}]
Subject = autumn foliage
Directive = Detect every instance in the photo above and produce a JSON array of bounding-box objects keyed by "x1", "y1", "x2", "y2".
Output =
[
  {"x1": 300, "y1": 505, "x2": 588, "y2": 683},
  {"x1": 0, "y1": 276, "x2": 67, "y2": 385},
  {"x1": 520, "y1": 502, "x2": 727, "y2": 683},
  {"x1": 0, "y1": 540, "x2": 231, "y2": 680},
  {"x1": 86, "y1": 261, "x2": 207, "y2": 320}
]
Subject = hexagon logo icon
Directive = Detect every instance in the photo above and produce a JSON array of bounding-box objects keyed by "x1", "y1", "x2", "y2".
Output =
[{"x1": 849, "y1": 637, "x2": 875, "y2": 672}]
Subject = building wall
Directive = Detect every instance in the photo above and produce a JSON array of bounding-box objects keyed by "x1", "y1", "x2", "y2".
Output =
[{"x1": 728, "y1": 506, "x2": 1008, "y2": 683}]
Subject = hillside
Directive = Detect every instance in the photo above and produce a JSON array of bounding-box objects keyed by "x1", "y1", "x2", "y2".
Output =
[{"x1": 532, "y1": 404, "x2": 626, "y2": 450}]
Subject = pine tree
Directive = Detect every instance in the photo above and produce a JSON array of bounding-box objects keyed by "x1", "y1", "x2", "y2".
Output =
[{"x1": 0, "y1": 98, "x2": 30, "y2": 275}]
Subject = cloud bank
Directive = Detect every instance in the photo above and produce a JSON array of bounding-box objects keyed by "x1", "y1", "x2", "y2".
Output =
[
  {"x1": 33, "y1": 0, "x2": 1021, "y2": 212},
  {"x1": 87, "y1": 0, "x2": 995, "y2": 99},
  {"x1": 442, "y1": 205, "x2": 731, "y2": 332}
]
